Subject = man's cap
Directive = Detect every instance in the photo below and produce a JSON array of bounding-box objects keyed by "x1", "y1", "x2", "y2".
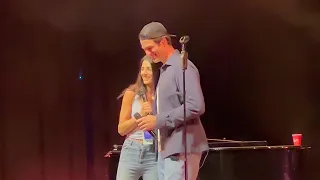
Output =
[{"x1": 139, "y1": 22, "x2": 176, "y2": 40}]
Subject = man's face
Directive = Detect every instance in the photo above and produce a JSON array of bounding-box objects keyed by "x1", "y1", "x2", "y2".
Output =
[{"x1": 140, "y1": 39, "x2": 163, "y2": 63}]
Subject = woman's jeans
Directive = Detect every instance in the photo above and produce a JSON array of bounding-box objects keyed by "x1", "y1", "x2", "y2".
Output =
[{"x1": 116, "y1": 138, "x2": 158, "y2": 180}]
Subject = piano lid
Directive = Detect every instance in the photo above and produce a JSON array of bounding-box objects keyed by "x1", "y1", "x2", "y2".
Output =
[{"x1": 209, "y1": 145, "x2": 311, "y2": 151}]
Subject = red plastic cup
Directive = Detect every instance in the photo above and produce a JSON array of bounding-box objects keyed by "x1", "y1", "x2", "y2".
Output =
[{"x1": 292, "y1": 134, "x2": 302, "y2": 146}]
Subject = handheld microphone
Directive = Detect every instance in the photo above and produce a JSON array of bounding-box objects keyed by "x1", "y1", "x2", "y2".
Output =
[
  {"x1": 137, "y1": 86, "x2": 151, "y2": 115},
  {"x1": 134, "y1": 112, "x2": 156, "y2": 137},
  {"x1": 136, "y1": 86, "x2": 156, "y2": 137},
  {"x1": 139, "y1": 93, "x2": 148, "y2": 106}
]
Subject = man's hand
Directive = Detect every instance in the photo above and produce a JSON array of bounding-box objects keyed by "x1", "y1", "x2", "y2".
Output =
[{"x1": 137, "y1": 115, "x2": 156, "y2": 131}]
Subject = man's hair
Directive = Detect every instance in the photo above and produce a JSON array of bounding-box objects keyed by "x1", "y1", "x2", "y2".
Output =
[{"x1": 153, "y1": 36, "x2": 172, "y2": 45}]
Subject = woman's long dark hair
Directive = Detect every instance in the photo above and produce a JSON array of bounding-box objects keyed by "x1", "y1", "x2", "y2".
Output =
[{"x1": 117, "y1": 55, "x2": 159, "y2": 99}]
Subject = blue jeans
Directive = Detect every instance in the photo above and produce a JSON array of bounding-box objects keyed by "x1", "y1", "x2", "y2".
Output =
[
  {"x1": 157, "y1": 152, "x2": 202, "y2": 180},
  {"x1": 116, "y1": 138, "x2": 158, "y2": 180}
]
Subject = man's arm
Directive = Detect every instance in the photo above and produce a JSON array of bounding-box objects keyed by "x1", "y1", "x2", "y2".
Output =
[{"x1": 155, "y1": 64, "x2": 205, "y2": 129}]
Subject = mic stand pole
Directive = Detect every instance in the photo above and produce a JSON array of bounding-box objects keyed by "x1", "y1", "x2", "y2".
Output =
[{"x1": 179, "y1": 35, "x2": 190, "y2": 180}]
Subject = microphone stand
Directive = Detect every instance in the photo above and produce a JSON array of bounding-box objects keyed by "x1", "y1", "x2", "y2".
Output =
[{"x1": 179, "y1": 35, "x2": 190, "y2": 180}]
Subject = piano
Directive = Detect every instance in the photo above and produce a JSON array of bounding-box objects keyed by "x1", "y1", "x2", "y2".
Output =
[{"x1": 104, "y1": 139, "x2": 311, "y2": 180}]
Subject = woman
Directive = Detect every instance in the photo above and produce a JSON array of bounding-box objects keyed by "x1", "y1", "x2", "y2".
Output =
[{"x1": 116, "y1": 55, "x2": 159, "y2": 180}]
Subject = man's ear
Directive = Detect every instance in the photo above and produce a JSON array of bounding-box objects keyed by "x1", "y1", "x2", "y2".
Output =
[{"x1": 159, "y1": 37, "x2": 167, "y2": 47}]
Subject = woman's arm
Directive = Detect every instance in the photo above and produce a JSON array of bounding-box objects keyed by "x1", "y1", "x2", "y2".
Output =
[{"x1": 118, "y1": 90, "x2": 138, "y2": 136}]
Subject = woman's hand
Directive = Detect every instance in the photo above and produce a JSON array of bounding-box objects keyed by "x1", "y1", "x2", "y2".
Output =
[{"x1": 140, "y1": 102, "x2": 152, "y2": 116}]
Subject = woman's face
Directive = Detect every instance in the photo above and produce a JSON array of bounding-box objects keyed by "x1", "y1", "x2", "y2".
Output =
[{"x1": 140, "y1": 60, "x2": 153, "y2": 85}]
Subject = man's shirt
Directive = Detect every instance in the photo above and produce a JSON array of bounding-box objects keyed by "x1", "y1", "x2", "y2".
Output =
[{"x1": 154, "y1": 50, "x2": 209, "y2": 158}]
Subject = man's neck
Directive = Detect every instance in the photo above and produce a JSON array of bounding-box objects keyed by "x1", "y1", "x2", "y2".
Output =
[{"x1": 161, "y1": 47, "x2": 175, "y2": 64}]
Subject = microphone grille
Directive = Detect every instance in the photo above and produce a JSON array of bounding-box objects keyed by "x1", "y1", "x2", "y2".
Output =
[
  {"x1": 137, "y1": 86, "x2": 146, "y2": 96},
  {"x1": 133, "y1": 112, "x2": 142, "y2": 119}
]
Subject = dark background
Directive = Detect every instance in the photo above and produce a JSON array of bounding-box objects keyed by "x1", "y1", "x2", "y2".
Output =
[{"x1": 0, "y1": 0, "x2": 319, "y2": 180}]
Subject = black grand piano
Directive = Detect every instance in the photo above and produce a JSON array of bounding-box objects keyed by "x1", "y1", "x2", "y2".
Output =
[{"x1": 104, "y1": 139, "x2": 310, "y2": 180}]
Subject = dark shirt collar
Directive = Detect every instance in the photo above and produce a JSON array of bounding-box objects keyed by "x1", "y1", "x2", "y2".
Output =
[{"x1": 161, "y1": 49, "x2": 180, "y2": 68}]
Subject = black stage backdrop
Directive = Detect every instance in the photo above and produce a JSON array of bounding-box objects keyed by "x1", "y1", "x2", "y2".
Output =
[{"x1": 0, "y1": 0, "x2": 319, "y2": 180}]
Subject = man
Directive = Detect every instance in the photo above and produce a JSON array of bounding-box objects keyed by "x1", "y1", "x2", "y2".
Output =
[{"x1": 136, "y1": 22, "x2": 209, "y2": 180}]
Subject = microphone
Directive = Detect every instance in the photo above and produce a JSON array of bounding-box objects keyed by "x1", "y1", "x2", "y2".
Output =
[
  {"x1": 179, "y1": 35, "x2": 190, "y2": 70},
  {"x1": 137, "y1": 86, "x2": 156, "y2": 138},
  {"x1": 137, "y1": 86, "x2": 150, "y2": 113},
  {"x1": 139, "y1": 92, "x2": 148, "y2": 105},
  {"x1": 179, "y1": 35, "x2": 190, "y2": 44},
  {"x1": 134, "y1": 112, "x2": 156, "y2": 137}
]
